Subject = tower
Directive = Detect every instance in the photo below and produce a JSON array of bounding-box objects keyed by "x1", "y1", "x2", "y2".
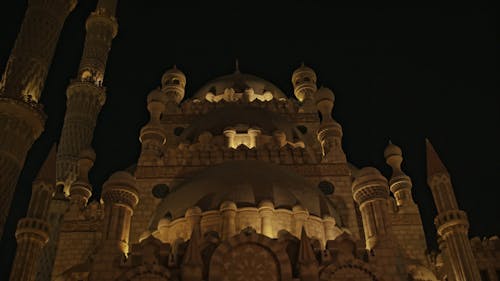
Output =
[
  {"x1": 10, "y1": 145, "x2": 56, "y2": 281},
  {"x1": 56, "y1": 0, "x2": 119, "y2": 189},
  {"x1": 0, "y1": 0, "x2": 76, "y2": 239},
  {"x1": 426, "y1": 139, "x2": 481, "y2": 281}
]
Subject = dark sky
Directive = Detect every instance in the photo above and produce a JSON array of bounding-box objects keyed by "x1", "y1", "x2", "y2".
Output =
[{"x1": 0, "y1": 3, "x2": 498, "y2": 279}]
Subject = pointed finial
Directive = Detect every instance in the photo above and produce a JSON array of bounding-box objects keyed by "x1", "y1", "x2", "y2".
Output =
[
  {"x1": 425, "y1": 138, "x2": 449, "y2": 176},
  {"x1": 298, "y1": 226, "x2": 317, "y2": 264},
  {"x1": 235, "y1": 58, "x2": 240, "y2": 73},
  {"x1": 182, "y1": 223, "x2": 203, "y2": 266},
  {"x1": 173, "y1": 64, "x2": 177, "y2": 70},
  {"x1": 388, "y1": 139, "x2": 393, "y2": 145},
  {"x1": 301, "y1": 61, "x2": 305, "y2": 67},
  {"x1": 35, "y1": 144, "x2": 57, "y2": 183}
]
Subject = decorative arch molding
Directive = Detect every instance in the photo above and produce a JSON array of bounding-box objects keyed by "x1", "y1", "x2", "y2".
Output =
[
  {"x1": 320, "y1": 261, "x2": 379, "y2": 281},
  {"x1": 115, "y1": 264, "x2": 171, "y2": 281},
  {"x1": 209, "y1": 230, "x2": 292, "y2": 281}
]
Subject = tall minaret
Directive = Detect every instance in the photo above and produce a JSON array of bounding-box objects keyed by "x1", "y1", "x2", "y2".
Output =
[
  {"x1": 10, "y1": 145, "x2": 56, "y2": 281},
  {"x1": 56, "y1": 0, "x2": 119, "y2": 189},
  {"x1": 0, "y1": 0, "x2": 76, "y2": 239},
  {"x1": 426, "y1": 139, "x2": 481, "y2": 281}
]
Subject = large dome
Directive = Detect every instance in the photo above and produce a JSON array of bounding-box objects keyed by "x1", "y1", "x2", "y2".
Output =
[
  {"x1": 148, "y1": 160, "x2": 341, "y2": 230},
  {"x1": 193, "y1": 71, "x2": 287, "y2": 100}
]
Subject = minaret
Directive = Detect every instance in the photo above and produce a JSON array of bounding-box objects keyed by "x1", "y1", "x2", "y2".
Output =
[
  {"x1": 315, "y1": 86, "x2": 347, "y2": 163},
  {"x1": 56, "y1": 0, "x2": 119, "y2": 189},
  {"x1": 426, "y1": 139, "x2": 481, "y2": 281},
  {"x1": 10, "y1": 145, "x2": 56, "y2": 281},
  {"x1": 0, "y1": 0, "x2": 76, "y2": 239},
  {"x1": 292, "y1": 63, "x2": 317, "y2": 112}
]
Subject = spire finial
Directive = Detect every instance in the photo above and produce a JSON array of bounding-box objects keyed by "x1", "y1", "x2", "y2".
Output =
[
  {"x1": 425, "y1": 138, "x2": 449, "y2": 176},
  {"x1": 298, "y1": 226, "x2": 317, "y2": 264},
  {"x1": 235, "y1": 58, "x2": 240, "y2": 73},
  {"x1": 35, "y1": 143, "x2": 57, "y2": 183},
  {"x1": 301, "y1": 61, "x2": 305, "y2": 67},
  {"x1": 388, "y1": 139, "x2": 392, "y2": 145},
  {"x1": 173, "y1": 64, "x2": 177, "y2": 70}
]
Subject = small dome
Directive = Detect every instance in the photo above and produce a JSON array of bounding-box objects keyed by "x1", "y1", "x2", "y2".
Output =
[
  {"x1": 149, "y1": 160, "x2": 341, "y2": 230},
  {"x1": 194, "y1": 72, "x2": 286, "y2": 100},
  {"x1": 107, "y1": 171, "x2": 135, "y2": 184},
  {"x1": 292, "y1": 63, "x2": 317, "y2": 84},
  {"x1": 315, "y1": 86, "x2": 335, "y2": 103},
  {"x1": 355, "y1": 167, "x2": 382, "y2": 178},
  {"x1": 147, "y1": 88, "x2": 166, "y2": 104},
  {"x1": 384, "y1": 141, "x2": 402, "y2": 159},
  {"x1": 79, "y1": 148, "x2": 96, "y2": 162},
  {"x1": 161, "y1": 65, "x2": 186, "y2": 88}
]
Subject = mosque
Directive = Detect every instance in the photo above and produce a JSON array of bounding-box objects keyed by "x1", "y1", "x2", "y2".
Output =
[{"x1": 0, "y1": 0, "x2": 498, "y2": 281}]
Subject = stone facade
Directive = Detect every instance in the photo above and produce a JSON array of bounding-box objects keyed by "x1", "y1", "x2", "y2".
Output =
[{"x1": 3, "y1": 1, "x2": 499, "y2": 281}]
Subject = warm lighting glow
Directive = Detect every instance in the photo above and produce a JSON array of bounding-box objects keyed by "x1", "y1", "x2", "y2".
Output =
[
  {"x1": 223, "y1": 126, "x2": 261, "y2": 149},
  {"x1": 205, "y1": 87, "x2": 273, "y2": 103}
]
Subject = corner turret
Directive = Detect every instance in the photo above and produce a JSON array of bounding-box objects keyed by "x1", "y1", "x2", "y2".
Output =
[
  {"x1": 138, "y1": 88, "x2": 167, "y2": 165},
  {"x1": 161, "y1": 65, "x2": 186, "y2": 113},
  {"x1": 292, "y1": 63, "x2": 317, "y2": 112},
  {"x1": 384, "y1": 140, "x2": 415, "y2": 207},
  {"x1": 316, "y1": 87, "x2": 346, "y2": 163}
]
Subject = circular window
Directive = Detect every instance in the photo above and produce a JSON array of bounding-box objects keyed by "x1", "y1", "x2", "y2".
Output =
[
  {"x1": 152, "y1": 184, "x2": 169, "y2": 199},
  {"x1": 318, "y1": 181, "x2": 335, "y2": 195},
  {"x1": 173, "y1": 127, "x2": 185, "y2": 136}
]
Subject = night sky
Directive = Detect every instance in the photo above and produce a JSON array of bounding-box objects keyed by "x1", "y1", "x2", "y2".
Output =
[{"x1": 0, "y1": 3, "x2": 498, "y2": 279}]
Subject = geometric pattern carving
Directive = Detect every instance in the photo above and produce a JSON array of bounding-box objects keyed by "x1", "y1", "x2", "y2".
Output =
[
  {"x1": 320, "y1": 263, "x2": 379, "y2": 281},
  {"x1": 223, "y1": 244, "x2": 278, "y2": 281},
  {"x1": 115, "y1": 265, "x2": 170, "y2": 281},
  {"x1": 209, "y1": 231, "x2": 292, "y2": 281}
]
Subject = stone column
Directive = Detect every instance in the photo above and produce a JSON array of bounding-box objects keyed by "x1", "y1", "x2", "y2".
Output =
[
  {"x1": 322, "y1": 215, "x2": 337, "y2": 242},
  {"x1": 258, "y1": 200, "x2": 274, "y2": 238},
  {"x1": 185, "y1": 206, "x2": 202, "y2": 235},
  {"x1": 292, "y1": 205, "x2": 309, "y2": 238},
  {"x1": 220, "y1": 201, "x2": 237, "y2": 240}
]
